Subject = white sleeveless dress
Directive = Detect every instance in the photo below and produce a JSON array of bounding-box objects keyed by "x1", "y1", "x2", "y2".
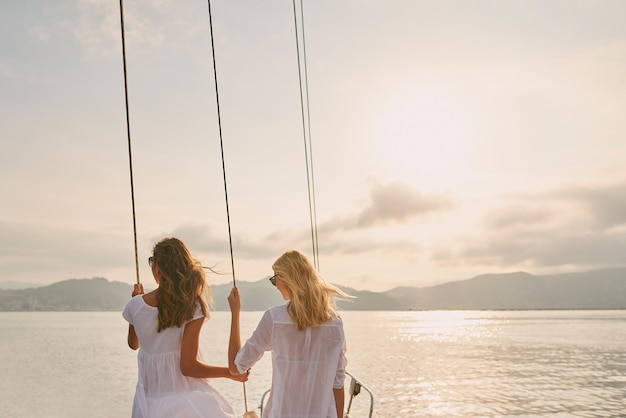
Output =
[{"x1": 123, "y1": 295, "x2": 235, "y2": 418}]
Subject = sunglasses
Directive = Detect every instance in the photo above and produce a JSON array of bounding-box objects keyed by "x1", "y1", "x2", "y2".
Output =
[
  {"x1": 148, "y1": 256, "x2": 154, "y2": 267},
  {"x1": 268, "y1": 275, "x2": 276, "y2": 286}
]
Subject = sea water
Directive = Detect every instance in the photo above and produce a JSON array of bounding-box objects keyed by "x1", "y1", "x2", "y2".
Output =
[{"x1": 1, "y1": 310, "x2": 625, "y2": 417}]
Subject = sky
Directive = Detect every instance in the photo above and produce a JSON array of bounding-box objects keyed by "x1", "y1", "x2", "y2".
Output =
[{"x1": 1, "y1": 0, "x2": 625, "y2": 293}]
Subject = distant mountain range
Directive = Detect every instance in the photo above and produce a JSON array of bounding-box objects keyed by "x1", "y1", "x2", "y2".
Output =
[{"x1": 1, "y1": 268, "x2": 625, "y2": 311}]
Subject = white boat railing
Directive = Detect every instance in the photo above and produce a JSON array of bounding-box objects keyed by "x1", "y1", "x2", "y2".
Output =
[
  {"x1": 345, "y1": 371, "x2": 375, "y2": 418},
  {"x1": 257, "y1": 371, "x2": 375, "y2": 417}
]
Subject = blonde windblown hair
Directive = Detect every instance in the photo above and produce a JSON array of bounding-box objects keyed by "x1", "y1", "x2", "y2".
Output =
[
  {"x1": 272, "y1": 250, "x2": 350, "y2": 330},
  {"x1": 152, "y1": 237, "x2": 214, "y2": 332}
]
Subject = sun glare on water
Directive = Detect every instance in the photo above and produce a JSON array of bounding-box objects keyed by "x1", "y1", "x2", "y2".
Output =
[{"x1": 391, "y1": 311, "x2": 496, "y2": 343}]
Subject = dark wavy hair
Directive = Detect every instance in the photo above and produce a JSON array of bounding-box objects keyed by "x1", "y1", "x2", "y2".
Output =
[{"x1": 151, "y1": 237, "x2": 213, "y2": 332}]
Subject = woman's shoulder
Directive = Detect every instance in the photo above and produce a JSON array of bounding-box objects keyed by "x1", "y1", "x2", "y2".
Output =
[
  {"x1": 329, "y1": 314, "x2": 344, "y2": 326},
  {"x1": 125, "y1": 294, "x2": 145, "y2": 308},
  {"x1": 191, "y1": 300, "x2": 208, "y2": 322},
  {"x1": 264, "y1": 304, "x2": 290, "y2": 321},
  {"x1": 267, "y1": 303, "x2": 288, "y2": 311},
  {"x1": 320, "y1": 311, "x2": 344, "y2": 328},
  {"x1": 267, "y1": 303, "x2": 289, "y2": 313},
  {"x1": 122, "y1": 294, "x2": 150, "y2": 322}
]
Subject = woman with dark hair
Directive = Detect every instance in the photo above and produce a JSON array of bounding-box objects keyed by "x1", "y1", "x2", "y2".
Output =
[{"x1": 123, "y1": 237, "x2": 247, "y2": 418}]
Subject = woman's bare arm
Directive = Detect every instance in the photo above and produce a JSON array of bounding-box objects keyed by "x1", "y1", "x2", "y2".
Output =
[
  {"x1": 227, "y1": 287, "x2": 243, "y2": 374},
  {"x1": 179, "y1": 317, "x2": 247, "y2": 382},
  {"x1": 126, "y1": 284, "x2": 144, "y2": 350},
  {"x1": 333, "y1": 387, "x2": 345, "y2": 418},
  {"x1": 127, "y1": 324, "x2": 139, "y2": 350}
]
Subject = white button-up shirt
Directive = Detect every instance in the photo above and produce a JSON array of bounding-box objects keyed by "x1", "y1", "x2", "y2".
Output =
[{"x1": 235, "y1": 304, "x2": 347, "y2": 418}]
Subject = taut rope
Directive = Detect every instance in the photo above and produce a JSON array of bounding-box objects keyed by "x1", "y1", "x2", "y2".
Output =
[
  {"x1": 292, "y1": 0, "x2": 320, "y2": 270},
  {"x1": 205, "y1": 0, "x2": 237, "y2": 289},
  {"x1": 118, "y1": 0, "x2": 140, "y2": 285},
  {"x1": 205, "y1": 1, "x2": 252, "y2": 416}
]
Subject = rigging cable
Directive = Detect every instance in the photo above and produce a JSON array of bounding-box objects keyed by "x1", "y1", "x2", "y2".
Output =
[
  {"x1": 118, "y1": 0, "x2": 141, "y2": 285},
  {"x1": 206, "y1": 0, "x2": 237, "y2": 289},
  {"x1": 292, "y1": 0, "x2": 320, "y2": 270},
  {"x1": 205, "y1": 1, "x2": 253, "y2": 416}
]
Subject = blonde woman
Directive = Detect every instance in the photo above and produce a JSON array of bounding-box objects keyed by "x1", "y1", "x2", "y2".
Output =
[
  {"x1": 123, "y1": 237, "x2": 247, "y2": 418},
  {"x1": 228, "y1": 250, "x2": 350, "y2": 418}
]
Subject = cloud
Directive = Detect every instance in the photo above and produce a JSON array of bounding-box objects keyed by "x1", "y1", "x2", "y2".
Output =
[
  {"x1": 165, "y1": 222, "x2": 229, "y2": 254},
  {"x1": 533, "y1": 230, "x2": 626, "y2": 266},
  {"x1": 318, "y1": 181, "x2": 455, "y2": 233},
  {"x1": 164, "y1": 222, "x2": 307, "y2": 261},
  {"x1": 68, "y1": 0, "x2": 209, "y2": 59},
  {"x1": 443, "y1": 227, "x2": 626, "y2": 269},
  {"x1": 54, "y1": 0, "x2": 171, "y2": 59},
  {"x1": 555, "y1": 182, "x2": 626, "y2": 230},
  {"x1": 482, "y1": 205, "x2": 553, "y2": 230},
  {"x1": 0, "y1": 219, "x2": 132, "y2": 279},
  {"x1": 357, "y1": 181, "x2": 455, "y2": 227},
  {"x1": 318, "y1": 229, "x2": 421, "y2": 258},
  {"x1": 157, "y1": 196, "x2": 428, "y2": 266},
  {"x1": 431, "y1": 180, "x2": 626, "y2": 273}
]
